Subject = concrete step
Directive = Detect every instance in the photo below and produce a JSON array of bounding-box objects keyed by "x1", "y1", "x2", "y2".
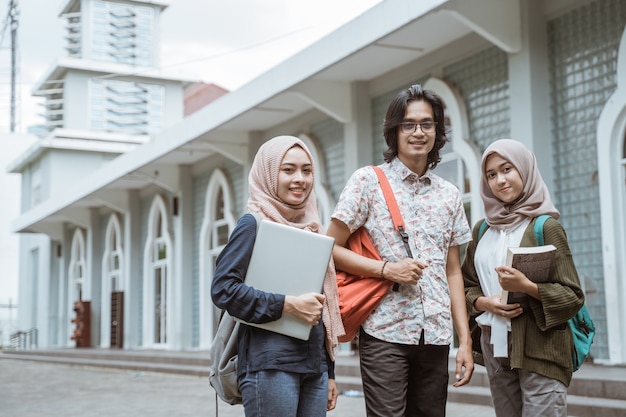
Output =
[
  {"x1": 447, "y1": 385, "x2": 493, "y2": 407},
  {"x1": 334, "y1": 374, "x2": 365, "y2": 393},
  {"x1": 568, "y1": 395, "x2": 626, "y2": 417},
  {"x1": 568, "y1": 369, "x2": 626, "y2": 401},
  {"x1": 0, "y1": 351, "x2": 209, "y2": 377},
  {"x1": 3, "y1": 347, "x2": 210, "y2": 366}
]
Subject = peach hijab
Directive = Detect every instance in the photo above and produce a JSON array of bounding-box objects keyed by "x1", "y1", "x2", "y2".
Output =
[
  {"x1": 480, "y1": 139, "x2": 560, "y2": 231},
  {"x1": 246, "y1": 135, "x2": 345, "y2": 359}
]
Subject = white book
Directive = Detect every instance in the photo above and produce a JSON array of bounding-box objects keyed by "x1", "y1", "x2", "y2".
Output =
[
  {"x1": 501, "y1": 245, "x2": 556, "y2": 304},
  {"x1": 235, "y1": 219, "x2": 335, "y2": 340}
]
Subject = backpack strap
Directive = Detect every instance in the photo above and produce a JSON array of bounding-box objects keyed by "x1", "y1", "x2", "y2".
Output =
[
  {"x1": 533, "y1": 214, "x2": 552, "y2": 246},
  {"x1": 478, "y1": 220, "x2": 489, "y2": 241},
  {"x1": 371, "y1": 166, "x2": 413, "y2": 258},
  {"x1": 478, "y1": 214, "x2": 552, "y2": 244}
]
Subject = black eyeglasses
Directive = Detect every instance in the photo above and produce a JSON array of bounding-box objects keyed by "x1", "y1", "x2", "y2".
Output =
[{"x1": 399, "y1": 121, "x2": 437, "y2": 134}]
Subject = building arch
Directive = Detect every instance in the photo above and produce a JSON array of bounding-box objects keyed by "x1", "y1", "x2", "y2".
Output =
[
  {"x1": 100, "y1": 213, "x2": 124, "y2": 348},
  {"x1": 597, "y1": 27, "x2": 626, "y2": 365},
  {"x1": 299, "y1": 133, "x2": 334, "y2": 229},
  {"x1": 142, "y1": 194, "x2": 173, "y2": 348},
  {"x1": 199, "y1": 169, "x2": 236, "y2": 348},
  {"x1": 424, "y1": 77, "x2": 483, "y2": 225},
  {"x1": 67, "y1": 228, "x2": 87, "y2": 346}
]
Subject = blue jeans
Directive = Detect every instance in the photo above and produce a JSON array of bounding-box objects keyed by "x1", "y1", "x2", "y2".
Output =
[{"x1": 239, "y1": 369, "x2": 328, "y2": 417}]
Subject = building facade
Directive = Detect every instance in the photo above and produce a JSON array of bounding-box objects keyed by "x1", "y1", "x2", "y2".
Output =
[
  {"x1": 8, "y1": 0, "x2": 193, "y2": 349},
  {"x1": 9, "y1": 0, "x2": 626, "y2": 365}
]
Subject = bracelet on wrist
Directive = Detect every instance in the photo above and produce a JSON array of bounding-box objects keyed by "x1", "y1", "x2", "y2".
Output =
[{"x1": 381, "y1": 260, "x2": 388, "y2": 279}]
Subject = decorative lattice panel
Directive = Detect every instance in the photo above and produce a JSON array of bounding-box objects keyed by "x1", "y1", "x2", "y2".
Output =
[{"x1": 548, "y1": 0, "x2": 626, "y2": 361}]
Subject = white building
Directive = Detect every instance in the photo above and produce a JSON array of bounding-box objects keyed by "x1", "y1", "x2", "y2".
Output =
[
  {"x1": 0, "y1": 132, "x2": 36, "y2": 348},
  {"x1": 8, "y1": 0, "x2": 626, "y2": 365},
  {"x1": 8, "y1": 0, "x2": 194, "y2": 349}
]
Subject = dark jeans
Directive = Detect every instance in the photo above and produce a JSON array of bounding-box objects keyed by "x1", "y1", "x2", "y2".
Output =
[{"x1": 359, "y1": 328, "x2": 450, "y2": 417}]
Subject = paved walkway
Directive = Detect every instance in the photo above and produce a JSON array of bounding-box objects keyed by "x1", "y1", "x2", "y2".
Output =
[{"x1": 0, "y1": 358, "x2": 497, "y2": 417}]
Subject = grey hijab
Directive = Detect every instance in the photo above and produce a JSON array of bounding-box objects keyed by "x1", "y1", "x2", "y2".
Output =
[{"x1": 480, "y1": 139, "x2": 560, "y2": 231}]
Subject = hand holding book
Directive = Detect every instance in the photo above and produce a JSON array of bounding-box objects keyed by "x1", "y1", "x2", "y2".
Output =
[{"x1": 498, "y1": 245, "x2": 557, "y2": 304}]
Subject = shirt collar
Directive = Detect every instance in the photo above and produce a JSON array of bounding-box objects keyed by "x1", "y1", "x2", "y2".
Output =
[{"x1": 389, "y1": 157, "x2": 433, "y2": 184}]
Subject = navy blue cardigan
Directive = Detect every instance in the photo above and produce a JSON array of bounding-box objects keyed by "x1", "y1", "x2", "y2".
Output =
[{"x1": 211, "y1": 214, "x2": 334, "y2": 379}]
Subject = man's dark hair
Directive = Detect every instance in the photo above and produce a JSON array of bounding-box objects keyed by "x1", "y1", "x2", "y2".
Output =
[{"x1": 382, "y1": 84, "x2": 448, "y2": 169}]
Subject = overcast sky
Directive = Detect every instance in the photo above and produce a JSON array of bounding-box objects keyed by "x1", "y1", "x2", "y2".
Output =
[
  {"x1": 0, "y1": 0, "x2": 382, "y2": 132},
  {"x1": 0, "y1": 0, "x2": 382, "y2": 322}
]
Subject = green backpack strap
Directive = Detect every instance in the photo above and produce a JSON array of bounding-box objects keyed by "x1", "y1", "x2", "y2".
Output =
[
  {"x1": 479, "y1": 214, "x2": 551, "y2": 243},
  {"x1": 533, "y1": 214, "x2": 552, "y2": 245},
  {"x1": 478, "y1": 220, "x2": 489, "y2": 241}
]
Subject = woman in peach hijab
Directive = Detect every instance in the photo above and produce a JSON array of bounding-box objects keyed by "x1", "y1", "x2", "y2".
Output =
[
  {"x1": 462, "y1": 139, "x2": 584, "y2": 417},
  {"x1": 212, "y1": 135, "x2": 344, "y2": 417}
]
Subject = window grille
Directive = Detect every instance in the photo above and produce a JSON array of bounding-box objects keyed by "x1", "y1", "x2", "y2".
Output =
[
  {"x1": 63, "y1": 12, "x2": 81, "y2": 57},
  {"x1": 443, "y1": 47, "x2": 510, "y2": 153},
  {"x1": 38, "y1": 80, "x2": 65, "y2": 132},
  {"x1": 90, "y1": 0, "x2": 154, "y2": 66},
  {"x1": 90, "y1": 78, "x2": 163, "y2": 135}
]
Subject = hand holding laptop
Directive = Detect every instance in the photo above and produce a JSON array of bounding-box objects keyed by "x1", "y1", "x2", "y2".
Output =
[
  {"x1": 235, "y1": 219, "x2": 334, "y2": 340},
  {"x1": 284, "y1": 293, "x2": 326, "y2": 325}
]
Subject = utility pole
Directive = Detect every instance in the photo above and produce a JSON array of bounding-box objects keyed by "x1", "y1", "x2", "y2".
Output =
[
  {"x1": 8, "y1": 0, "x2": 18, "y2": 132},
  {"x1": 1, "y1": 0, "x2": 19, "y2": 132}
]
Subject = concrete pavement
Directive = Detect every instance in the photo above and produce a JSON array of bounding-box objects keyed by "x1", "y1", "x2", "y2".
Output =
[{"x1": 0, "y1": 358, "x2": 497, "y2": 417}]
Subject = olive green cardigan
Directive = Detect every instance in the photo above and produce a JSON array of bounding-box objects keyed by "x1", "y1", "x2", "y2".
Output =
[{"x1": 462, "y1": 217, "x2": 585, "y2": 387}]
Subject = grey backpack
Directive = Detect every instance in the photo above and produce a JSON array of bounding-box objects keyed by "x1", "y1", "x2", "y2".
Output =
[
  {"x1": 209, "y1": 310, "x2": 242, "y2": 405},
  {"x1": 209, "y1": 213, "x2": 261, "y2": 406}
]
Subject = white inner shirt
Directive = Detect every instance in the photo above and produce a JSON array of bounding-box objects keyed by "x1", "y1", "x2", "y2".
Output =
[{"x1": 474, "y1": 218, "x2": 530, "y2": 357}]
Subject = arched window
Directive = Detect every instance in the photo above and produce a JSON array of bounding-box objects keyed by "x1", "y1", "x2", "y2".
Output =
[
  {"x1": 101, "y1": 213, "x2": 124, "y2": 347},
  {"x1": 69, "y1": 229, "x2": 87, "y2": 302},
  {"x1": 105, "y1": 214, "x2": 123, "y2": 292},
  {"x1": 199, "y1": 169, "x2": 236, "y2": 348},
  {"x1": 143, "y1": 195, "x2": 172, "y2": 347},
  {"x1": 424, "y1": 78, "x2": 483, "y2": 226},
  {"x1": 299, "y1": 133, "x2": 333, "y2": 230},
  {"x1": 67, "y1": 228, "x2": 86, "y2": 346},
  {"x1": 597, "y1": 27, "x2": 626, "y2": 365}
]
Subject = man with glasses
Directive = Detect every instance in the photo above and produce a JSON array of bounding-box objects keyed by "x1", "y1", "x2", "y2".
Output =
[{"x1": 327, "y1": 85, "x2": 474, "y2": 417}]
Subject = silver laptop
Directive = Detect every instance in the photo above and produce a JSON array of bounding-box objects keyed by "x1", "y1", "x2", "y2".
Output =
[{"x1": 235, "y1": 219, "x2": 335, "y2": 340}]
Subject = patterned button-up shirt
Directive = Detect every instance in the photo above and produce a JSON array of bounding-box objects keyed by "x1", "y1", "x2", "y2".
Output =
[{"x1": 332, "y1": 158, "x2": 471, "y2": 345}]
